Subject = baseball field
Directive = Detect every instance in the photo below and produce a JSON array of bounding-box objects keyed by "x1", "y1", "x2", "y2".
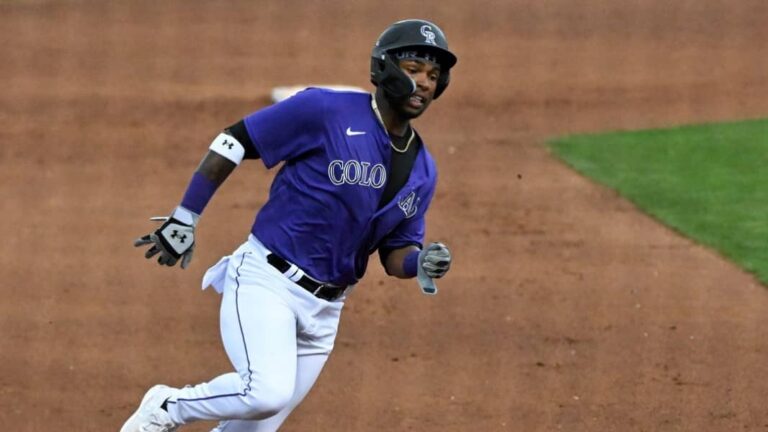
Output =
[{"x1": 2, "y1": 1, "x2": 768, "y2": 431}]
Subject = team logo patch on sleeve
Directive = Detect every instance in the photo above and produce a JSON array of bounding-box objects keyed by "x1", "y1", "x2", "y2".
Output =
[{"x1": 398, "y1": 191, "x2": 420, "y2": 218}]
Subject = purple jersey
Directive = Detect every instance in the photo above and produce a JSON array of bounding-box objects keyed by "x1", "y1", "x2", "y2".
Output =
[{"x1": 243, "y1": 88, "x2": 437, "y2": 286}]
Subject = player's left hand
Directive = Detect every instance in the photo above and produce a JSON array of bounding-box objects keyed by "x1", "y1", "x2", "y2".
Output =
[
  {"x1": 419, "y1": 242, "x2": 451, "y2": 278},
  {"x1": 134, "y1": 206, "x2": 199, "y2": 269}
]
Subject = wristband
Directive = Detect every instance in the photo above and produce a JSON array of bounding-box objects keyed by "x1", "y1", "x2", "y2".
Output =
[
  {"x1": 171, "y1": 205, "x2": 200, "y2": 226},
  {"x1": 180, "y1": 172, "x2": 218, "y2": 215},
  {"x1": 403, "y1": 249, "x2": 420, "y2": 278}
]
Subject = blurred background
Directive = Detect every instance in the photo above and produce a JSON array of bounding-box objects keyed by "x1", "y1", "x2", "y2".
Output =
[{"x1": 2, "y1": 1, "x2": 768, "y2": 431}]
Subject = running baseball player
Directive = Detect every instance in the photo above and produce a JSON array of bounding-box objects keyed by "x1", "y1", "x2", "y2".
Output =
[{"x1": 121, "y1": 18, "x2": 456, "y2": 432}]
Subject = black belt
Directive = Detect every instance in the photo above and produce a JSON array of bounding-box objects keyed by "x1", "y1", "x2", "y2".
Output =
[{"x1": 266, "y1": 253, "x2": 347, "y2": 301}]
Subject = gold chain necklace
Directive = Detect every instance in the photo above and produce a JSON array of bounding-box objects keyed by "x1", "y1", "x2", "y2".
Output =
[
  {"x1": 390, "y1": 129, "x2": 416, "y2": 154},
  {"x1": 371, "y1": 94, "x2": 416, "y2": 154}
]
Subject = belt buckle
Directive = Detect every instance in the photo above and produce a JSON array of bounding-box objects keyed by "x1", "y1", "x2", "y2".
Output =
[
  {"x1": 313, "y1": 283, "x2": 345, "y2": 300},
  {"x1": 312, "y1": 284, "x2": 325, "y2": 296}
]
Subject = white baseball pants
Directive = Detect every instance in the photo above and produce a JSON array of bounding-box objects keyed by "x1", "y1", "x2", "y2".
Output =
[{"x1": 164, "y1": 235, "x2": 346, "y2": 431}]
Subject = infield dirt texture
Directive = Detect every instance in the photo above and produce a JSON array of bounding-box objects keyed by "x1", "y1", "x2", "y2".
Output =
[{"x1": 2, "y1": 1, "x2": 768, "y2": 431}]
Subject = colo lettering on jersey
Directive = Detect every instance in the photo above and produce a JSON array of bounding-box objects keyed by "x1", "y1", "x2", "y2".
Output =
[{"x1": 328, "y1": 160, "x2": 387, "y2": 189}]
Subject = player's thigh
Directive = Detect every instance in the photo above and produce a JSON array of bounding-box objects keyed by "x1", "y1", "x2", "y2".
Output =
[
  {"x1": 211, "y1": 353, "x2": 330, "y2": 432},
  {"x1": 219, "y1": 263, "x2": 298, "y2": 390}
]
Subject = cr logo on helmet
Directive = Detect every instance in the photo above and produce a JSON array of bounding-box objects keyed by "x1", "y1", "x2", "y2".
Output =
[{"x1": 420, "y1": 25, "x2": 437, "y2": 45}]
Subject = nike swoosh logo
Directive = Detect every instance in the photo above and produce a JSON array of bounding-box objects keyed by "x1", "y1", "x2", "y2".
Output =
[{"x1": 346, "y1": 127, "x2": 366, "y2": 136}]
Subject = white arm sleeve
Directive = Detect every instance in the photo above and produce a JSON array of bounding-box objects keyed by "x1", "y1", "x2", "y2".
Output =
[{"x1": 209, "y1": 133, "x2": 245, "y2": 165}]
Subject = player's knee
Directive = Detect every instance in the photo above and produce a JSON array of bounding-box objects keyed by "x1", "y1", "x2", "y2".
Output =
[{"x1": 241, "y1": 385, "x2": 293, "y2": 420}]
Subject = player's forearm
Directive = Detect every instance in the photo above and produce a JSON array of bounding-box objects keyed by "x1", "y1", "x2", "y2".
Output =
[
  {"x1": 196, "y1": 151, "x2": 237, "y2": 185},
  {"x1": 384, "y1": 245, "x2": 421, "y2": 278},
  {"x1": 177, "y1": 126, "x2": 251, "y2": 215}
]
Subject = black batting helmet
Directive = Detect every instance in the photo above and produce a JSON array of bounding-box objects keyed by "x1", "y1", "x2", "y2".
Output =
[{"x1": 370, "y1": 19, "x2": 457, "y2": 100}]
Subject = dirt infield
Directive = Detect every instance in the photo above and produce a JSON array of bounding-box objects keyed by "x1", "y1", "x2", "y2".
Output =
[{"x1": 3, "y1": 1, "x2": 768, "y2": 431}]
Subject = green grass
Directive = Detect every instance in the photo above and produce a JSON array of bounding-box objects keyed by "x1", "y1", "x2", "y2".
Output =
[{"x1": 548, "y1": 118, "x2": 768, "y2": 284}]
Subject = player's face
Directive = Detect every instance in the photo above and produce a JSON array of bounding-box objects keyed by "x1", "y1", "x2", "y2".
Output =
[{"x1": 397, "y1": 59, "x2": 441, "y2": 118}]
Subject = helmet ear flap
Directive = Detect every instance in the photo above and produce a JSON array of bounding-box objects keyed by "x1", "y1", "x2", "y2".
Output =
[{"x1": 371, "y1": 54, "x2": 416, "y2": 100}]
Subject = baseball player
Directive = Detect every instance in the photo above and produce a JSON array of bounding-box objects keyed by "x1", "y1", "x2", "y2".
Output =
[{"x1": 121, "y1": 18, "x2": 456, "y2": 432}]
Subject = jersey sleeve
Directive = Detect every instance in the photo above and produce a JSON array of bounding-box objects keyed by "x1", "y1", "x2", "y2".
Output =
[
  {"x1": 377, "y1": 156, "x2": 438, "y2": 265},
  {"x1": 376, "y1": 213, "x2": 425, "y2": 267},
  {"x1": 382, "y1": 213, "x2": 426, "y2": 251},
  {"x1": 242, "y1": 88, "x2": 326, "y2": 168}
]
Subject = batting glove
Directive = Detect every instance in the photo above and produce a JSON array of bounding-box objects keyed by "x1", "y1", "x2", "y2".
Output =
[
  {"x1": 134, "y1": 206, "x2": 199, "y2": 269},
  {"x1": 419, "y1": 242, "x2": 452, "y2": 278}
]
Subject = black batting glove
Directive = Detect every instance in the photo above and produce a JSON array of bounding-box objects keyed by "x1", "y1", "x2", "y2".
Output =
[{"x1": 134, "y1": 206, "x2": 199, "y2": 269}]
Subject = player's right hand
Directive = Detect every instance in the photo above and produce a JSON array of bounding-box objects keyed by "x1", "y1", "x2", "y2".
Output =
[{"x1": 134, "y1": 206, "x2": 199, "y2": 269}]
